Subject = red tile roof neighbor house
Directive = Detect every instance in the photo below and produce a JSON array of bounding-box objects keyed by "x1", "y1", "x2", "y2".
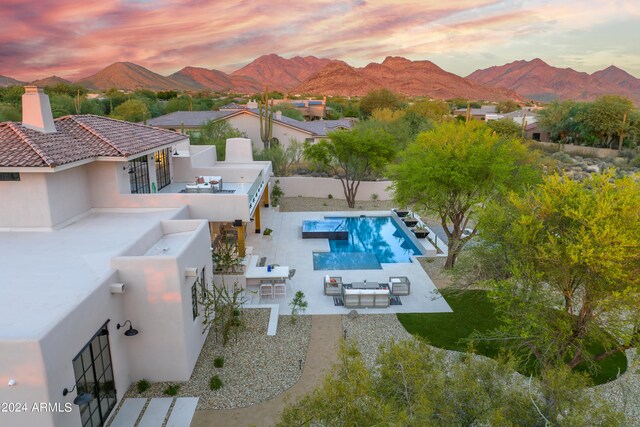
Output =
[{"x1": 0, "y1": 115, "x2": 186, "y2": 168}]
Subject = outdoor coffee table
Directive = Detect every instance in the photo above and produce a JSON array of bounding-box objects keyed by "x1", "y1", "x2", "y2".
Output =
[{"x1": 350, "y1": 281, "x2": 380, "y2": 289}]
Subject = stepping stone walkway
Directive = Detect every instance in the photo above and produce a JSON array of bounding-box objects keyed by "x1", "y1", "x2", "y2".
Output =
[
  {"x1": 109, "y1": 397, "x2": 198, "y2": 427},
  {"x1": 191, "y1": 315, "x2": 342, "y2": 427}
]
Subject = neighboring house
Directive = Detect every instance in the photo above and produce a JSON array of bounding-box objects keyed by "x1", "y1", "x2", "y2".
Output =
[
  {"x1": 0, "y1": 87, "x2": 271, "y2": 427},
  {"x1": 271, "y1": 97, "x2": 326, "y2": 120},
  {"x1": 146, "y1": 109, "x2": 354, "y2": 150},
  {"x1": 485, "y1": 108, "x2": 538, "y2": 126},
  {"x1": 524, "y1": 122, "x2": 551, "y2": 142},
  {"x1": 453, "y1": 105, "x2": 497, "y2": 120}
]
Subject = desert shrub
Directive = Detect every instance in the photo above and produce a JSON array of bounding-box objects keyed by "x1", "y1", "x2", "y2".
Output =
[
  {"x1": 163, "y1": 384, "x2": 180, "y2": 396},
  {"x1": 214, "y1": 357, "x2": 224, "y2": 368},
  {"x1": 136, "y1": 379, "x2": 150, "y2": 393},
  {"x1": 209, "y1": 375, "x2": 223, "y2": 390},
  {"x1": 551, "y1": 151, "x2": 573, "y2": 163}
]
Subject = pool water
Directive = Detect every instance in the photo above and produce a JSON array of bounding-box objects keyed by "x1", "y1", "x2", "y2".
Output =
[{"x1": 312, "y1": 216, "x2": 422, "y2": 270}]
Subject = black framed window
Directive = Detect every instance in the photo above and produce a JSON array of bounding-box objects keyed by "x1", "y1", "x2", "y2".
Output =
[
  {"x1": 191, "y1": 284, "x2": 198, "y2": 320},
  {"x1": 0, "y1": 172, "x2": 20, "y2": 181},
  {"x1": 200, "y1": 267, "x2": 207, "y2": 299},
  {"x1": 128, "y1": 156, "x2": 150, "y2": 194},
  {"x1": 154, "y1": 148, "x2": 171, "y2": 191},
  {"x1": 72, "y1": 322, "x2": 116, "y2": 427}
]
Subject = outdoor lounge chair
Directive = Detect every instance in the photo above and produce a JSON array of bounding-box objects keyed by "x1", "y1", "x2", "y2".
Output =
[
  {"x1": 389, "y1": 276, "x2": 410, "y2": 296},
  {"x1": 324, "y1": 275, "x2": 343, "y2": 296}
]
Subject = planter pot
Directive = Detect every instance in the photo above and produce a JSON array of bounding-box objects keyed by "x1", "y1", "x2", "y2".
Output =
[
  {"x1": 412, "y1": 229, "x2": 429, "y2": 238},
  {"x1": 395, "y1": 210, "x2": 409, "y2": 218},
  {"x1": 403, "y1": 218, "x2": 418, "y2": 227}
]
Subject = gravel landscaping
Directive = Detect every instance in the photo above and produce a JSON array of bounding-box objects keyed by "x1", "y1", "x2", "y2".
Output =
[
  {"x1": 343, "y1": 313, "x2": 640, "y2": 424},
  {"x1": 121, "y1": 309, "x2": 311, "y2": 410}
]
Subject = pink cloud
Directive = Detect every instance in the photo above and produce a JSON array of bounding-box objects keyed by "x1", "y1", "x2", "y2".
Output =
[{"x1": 0, "y1": 0, "x2": 638, "y2": 81}]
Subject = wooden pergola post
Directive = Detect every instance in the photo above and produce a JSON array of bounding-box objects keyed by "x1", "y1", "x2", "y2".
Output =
[
  {"x1": 234, "y1": 220, "x2": 246, "y2": 258},
  {"x1": 254, "y1": 204, "x2": 261, "y2": 234},
  {"x1": 263, "y1": 184, "x2": 269, "y2": 207}
]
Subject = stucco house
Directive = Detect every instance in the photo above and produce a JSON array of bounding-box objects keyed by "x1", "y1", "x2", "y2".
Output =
[
  {"x1": 146, "y1": 109, "x2": 354, "y2": 150},
  {"x1": 0, "y1": 87, "x2": 270, "y2": 427}
]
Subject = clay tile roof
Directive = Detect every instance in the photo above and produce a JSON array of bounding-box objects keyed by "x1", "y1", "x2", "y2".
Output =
[{"x1": 0, "y1": 115, "x2": 187, "y2": 168}]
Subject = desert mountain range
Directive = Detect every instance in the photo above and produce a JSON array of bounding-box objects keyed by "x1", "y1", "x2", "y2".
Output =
[
  {"x1": 467, "y1": 58, "x2": 640, "y2": 104},
  {"x1": 1, "y1": 54, "x2": 639, "y2": 104}
]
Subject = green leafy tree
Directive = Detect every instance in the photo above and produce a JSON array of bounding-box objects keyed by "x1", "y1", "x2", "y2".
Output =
[
  {"x1": 359, "y1": 88, "x2": 404, "y2": 117},
  {"x1": 361, "y1": 108, "x2": 431, "y2": 150},
  {"x1": 79, "y1": 99, "x2": 106, "y2": 115},
  {"x1": 487, "y1": 118, "x2": 522, "y2": 138},
  {"x1": 163, "y1": 96, "x2": 192, "y2": 114},
  {"x1": 0, "y1": 105, "x2": 21, "y2": 121},
  {"x1": 389, "y1": 121, "x2": 539, "y2": 268},
  {"x1": 274, "y1": 104, "x2": 304, "y2": 121},
  {"x1": 407, "y1": 99, "x2": 450, "y2": 123},
  {"x1": 496, "y1": 99, "x2": 519, "y2": 113},
  {"x1": 585, "y1": 95, "x2": 634, "y2": 148},
  {"x1": 132, "y1": 89, "x2": 157, "y2": 102},
  {"x1": 304, "y1": 127, "x2": 396, "y2": 208},
  {"x1": 49, "y1": 94, "x2": 76, "y2": 118},
  {"x1": 277, "y1": 339, "x2": 623, "y2": 426},
  {"x1": 479, "y1": 173, "x2": 640, "y2": 371},
  {"x1": 104, "y1": 88, "x2": 128, "y2": 114},
  {"x1": 537, "y1": 100, "x2": 576, "y2": 143},
  {"x1": 255, "y1": 139, "x2": 304, "y2": 177},
  {"x1": 44, "y1": 83, "x2": 87, "y2": 97},
  {"x1": 157, "y1": 90, "x2": 178, "y2": 100},
  {"x1": 0, "y1": 85, "x2": 25, "y2": 106},
  {"x1": 110, "y1": 99, "x2": 149, "y2": 122},
  {"x1": 191, "y1": 120, "x2": 246, "y2": 161}
]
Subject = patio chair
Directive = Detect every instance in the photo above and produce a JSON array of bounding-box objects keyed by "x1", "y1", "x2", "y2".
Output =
[
  {"x1": 259, "y1": 280, "x2": 273, "y2": 300},
  {"x1": 389, "y1": 276, "x2": 410, "y2": 296},
  {"x1": 324, "y1": 275, "x2": 343, "y2": 296},
  {"x1": 273, "y1": 280, "x2": 286, "y2": 298}
]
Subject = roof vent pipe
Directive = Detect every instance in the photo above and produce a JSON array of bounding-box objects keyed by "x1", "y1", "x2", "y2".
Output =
[{"x1": 22, "y1": 86, "x2": 57, "y2": 133}]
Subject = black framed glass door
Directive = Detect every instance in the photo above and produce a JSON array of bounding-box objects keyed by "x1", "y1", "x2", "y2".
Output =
[
  {"x1": 72, "y1": 322, "x2": 116, "y2": 427},
  {"x1": 128, "y1": 156, "x2": 150, "y2": 194},
  {"x1": 154, "y1": 148, "x2": 171, "y2": 191}
]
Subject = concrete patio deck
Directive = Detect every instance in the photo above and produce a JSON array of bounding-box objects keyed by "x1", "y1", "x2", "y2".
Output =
[{"x1": 243, "y1": 208, "x2": 452, "y2": 315}]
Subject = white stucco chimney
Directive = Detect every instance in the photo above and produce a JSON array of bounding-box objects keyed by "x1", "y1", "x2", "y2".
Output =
[
  {"x1": 275, "y1": 110, "x2": 282, "y2": 121},
  {"x1": 22, "y1": 86, "x2": 56, "y2": 133}
]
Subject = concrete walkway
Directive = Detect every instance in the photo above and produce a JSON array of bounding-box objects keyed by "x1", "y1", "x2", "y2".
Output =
[{"x1": 191, "y1": 315, "x2": 342, "y2": 427}]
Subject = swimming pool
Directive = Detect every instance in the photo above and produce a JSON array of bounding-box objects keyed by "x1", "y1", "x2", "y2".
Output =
[{"x1": 312, "y1": 216, "x2": 423, "y2": 270}]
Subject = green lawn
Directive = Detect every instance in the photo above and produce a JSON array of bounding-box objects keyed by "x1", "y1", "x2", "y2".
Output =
[{"x1": 397, "y1": 290, "x2": 627, "y2": 385}]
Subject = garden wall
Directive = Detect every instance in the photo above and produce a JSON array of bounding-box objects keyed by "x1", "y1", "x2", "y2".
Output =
[
  {"x1": 274, "y1": 176, "x2": 394, "y2": 200},
  {"x1": 529, "y1": 141, "x2": 624, "y2": 159}
]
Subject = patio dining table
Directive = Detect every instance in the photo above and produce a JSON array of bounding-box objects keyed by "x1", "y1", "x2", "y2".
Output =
[{"x1": 245, "y1": 265, "x2": 290, "y2": 286}]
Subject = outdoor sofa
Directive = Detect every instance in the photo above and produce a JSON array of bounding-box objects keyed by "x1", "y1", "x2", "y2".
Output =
[{"x1": 343, "y1": 288, "x2": 390, "y2": 308}]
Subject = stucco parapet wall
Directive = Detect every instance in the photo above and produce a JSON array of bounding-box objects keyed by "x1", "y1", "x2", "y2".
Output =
[
  {"x1": 274, "y1": 176, "x2": 394, "y2": 201},
  {"x1": 114, "y1": 219, "x2": 209, "y2": 259}
]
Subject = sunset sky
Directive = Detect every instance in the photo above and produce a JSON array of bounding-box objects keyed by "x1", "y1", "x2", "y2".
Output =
[{"x1": 1, "y1": 0, "x2": 639, "y2": 81}]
